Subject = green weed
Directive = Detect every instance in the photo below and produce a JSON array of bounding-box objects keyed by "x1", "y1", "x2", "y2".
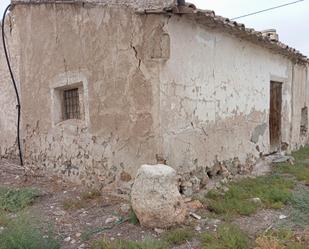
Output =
[
  {"x1": 128, "y1": 209, "x2": 139, "y2": 225},
  {"x1": 91, "y1": 237, "x2": 169, "y2": 249},
  {"x1": 291, "y1": 146, "x2": 309, "y2": 161},
  {"x1": 275, "y1": 146, "x2": 309, "y2": 185},
  {"x1": 205, "y1": 175, "x2": 295, "y2": 218},
  {"x1": 275, "y1": 162, "x2": 309, "y2": 185},
  {"x1": 0, "y1": 187, "x2": 40, "y2": 212},
  {"x1": 0, "y1": 214, "x2": 60, "y2": 249},
  {"x1": 201, "y1": 224, "x2": 250, "y2": 249},
  {"x1": 289, "y1": 188, "x2": 309, "y2": 227},
  {"x1": 163, "y1": 228, "x2": 194, "y2": 246}
]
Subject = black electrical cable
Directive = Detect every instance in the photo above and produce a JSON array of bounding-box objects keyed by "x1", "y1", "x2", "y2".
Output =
[
  {"x1": 2, "y1": 4, "x2": 23, "y2": 166},
  {"x1": 231, "y1": 0, "x2": 305, "y2": 20}
]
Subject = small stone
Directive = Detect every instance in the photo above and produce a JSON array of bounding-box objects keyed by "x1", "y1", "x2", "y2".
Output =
[
  {"x1": 191, "y1": 176, "x2": 201, "y2": 192},
  {"x1": 71, "y1": 239, "x2": 76, "y2": 244},
  {"x1": 221, "y1": 167, "x2": 230, "y2": 178},
  {"x1": 184, "y1": 197, "x2": 192, "y2": 203},
  {"x1": 182, "y1": 187, "x2": 193, "y2": 197},
  {"x1": 76, "y1": 233, "x2": 82, "y2": 238},
  {"x1": 186, "y1": 200, "x2": 203, "y2": 210},
  {"x1": 200, "y1": 175, "x2": 210, "y2": 188},
  {"x1": 204, "y1": 218, "x2": 221, "y2": 226},
  {"x1": 195, "y1": 225, "x2": 201, "y2": 231},
  {"x1": 190, "y1": 212, "x2": 201, "y2": 220},
  {"x1": 222, "y1": 186, "x2": 229, "y2": 192},
  {"x1": 249, "y1": 197, "x2": 262, "y2": 204},
  {"x1": 120, "y1": 204, "x2": 130, "y2": 214},
  {"x1": 279, "y1": 215, "x2": 287, "y2": 220},
  {"x1": 53, "y1": 210, "x2": 66, "y2": 216},
  {"x1": 154, "y1": 228, "x2": 165, "y2": 234},
  {"x1": 78, "y1": 244, "x2": 85, "y2": 249},
  {"x1": 220, "y1": 178, "x2": 228, "y2": 184},
  {"x1": 105, "y1": 216, "x2": 119, "y2": 224},
  {"x1": 182, "y1": 181, "x2": 193, "y2": 187},
  {"x1": 120, "y1": 171, "x2": 132, "y2": 182},
  {"x1": 64, "y1": 237, "x2": 71, "y2": 242}
]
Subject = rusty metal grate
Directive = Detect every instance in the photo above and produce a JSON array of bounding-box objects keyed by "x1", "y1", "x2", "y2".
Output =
[{"x1": 63, "y1": 88, "x2": 80, "y2": 120}]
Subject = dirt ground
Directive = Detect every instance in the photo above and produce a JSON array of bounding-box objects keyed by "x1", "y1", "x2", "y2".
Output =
[
  {"x1": 0, "y1": 159, "x2": 308, "y2": 249},
  {"x1": 0, "y1": 159, "x2": 158, "y2": 249}
]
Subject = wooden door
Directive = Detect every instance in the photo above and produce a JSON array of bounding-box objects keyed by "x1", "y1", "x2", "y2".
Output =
[{"x1": 269, "y1": 81, "x2": 282, "y2": 152}]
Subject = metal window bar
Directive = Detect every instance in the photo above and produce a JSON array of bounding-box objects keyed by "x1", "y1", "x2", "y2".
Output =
[{"x1": 63, "y1": 88, "x2": 80, "y2": 120}]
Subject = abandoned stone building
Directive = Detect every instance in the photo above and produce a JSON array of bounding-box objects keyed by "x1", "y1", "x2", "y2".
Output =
[{"x1": 0, "y1": 0, "x2": 308, "y2": 192}]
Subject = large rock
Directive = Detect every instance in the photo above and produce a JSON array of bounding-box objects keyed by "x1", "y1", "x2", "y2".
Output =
[{"x1": 131, "y1": 164, "x2": 187, "y2": 228}]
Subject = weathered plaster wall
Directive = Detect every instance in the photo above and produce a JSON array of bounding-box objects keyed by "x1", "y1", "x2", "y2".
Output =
[
  {"x1": 159, "y1": 16, "x2": 308, "y2": 182},
  {"x1": 0, "y1": 17, "x2": 19, "y2": 159},
  {"x1": 13, "y1": 4, "x2": 167, "y2": 188},
  {"x1": 289, "y1": 64, "x2": 309, "y2": 148},
  {"x1": 12, "y1": 0, "x2": 176, "y2": 10},
  {"x1": 8, "y1": 3, "x2": 309, "y2": 190}
]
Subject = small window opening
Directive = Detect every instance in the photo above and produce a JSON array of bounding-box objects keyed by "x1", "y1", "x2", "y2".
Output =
[
  {"x1": 300, "y1": 106, "x2": 308, "y2": 136},
  {"x1": 63, "y1": 88, "x2": 80, "y2": 120}
]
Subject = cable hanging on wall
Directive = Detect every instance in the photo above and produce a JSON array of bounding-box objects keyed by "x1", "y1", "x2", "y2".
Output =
[{"x1": 1, "y1": 4, "x2": 23, "y2": 166}]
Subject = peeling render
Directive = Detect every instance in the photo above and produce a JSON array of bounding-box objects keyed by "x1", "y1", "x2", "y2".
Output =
[
  {"x1": 8, "y1": 4, "x2": 169, "y2": 188},
  {"x1": 158, "y1": 15, "x2": 309, "y2": 184},
  {"x1": 0, "y1": 16, "x2": 20, "y2": 159},
  {"x1": 251, "y1": 123, "x2": 267, "y2": 144},
  {"x1": 0, "y1": 2, "x2": 308, "y2": 191}
]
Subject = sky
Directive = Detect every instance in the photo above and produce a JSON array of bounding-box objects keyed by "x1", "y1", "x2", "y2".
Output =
[{"x1": 0, "y1": 0, "x2": 308, "y2": 56}]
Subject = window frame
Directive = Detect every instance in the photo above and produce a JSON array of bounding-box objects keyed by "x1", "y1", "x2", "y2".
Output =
[{"x1": 50, "y1": 72, "x2": 90, "y2": 128}]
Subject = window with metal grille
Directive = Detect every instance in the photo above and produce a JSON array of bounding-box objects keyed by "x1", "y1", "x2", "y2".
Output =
[{"x1": 63, "y1": 88, "x2": 80, "y2": 120}]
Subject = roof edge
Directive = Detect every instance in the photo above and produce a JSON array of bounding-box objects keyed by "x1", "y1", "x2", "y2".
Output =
[
  {"x1": 11, "y1": 0, "x2": 176, "y2": 10},
  {"x1": 10, "y1": 0, "x2": 308, "y2": 63},
  {"x1": 161, "y1": 5, "x2": 308, "y2": 64}
]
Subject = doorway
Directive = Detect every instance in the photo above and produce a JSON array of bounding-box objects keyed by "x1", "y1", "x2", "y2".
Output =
[{"x1": 269, "y1": 81, "x2": 282, "y2": 152}]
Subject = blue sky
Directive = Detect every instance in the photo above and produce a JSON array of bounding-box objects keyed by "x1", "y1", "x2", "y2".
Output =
[{"x1": 1, "y1": 0, "x2": 308, "y2": 56}]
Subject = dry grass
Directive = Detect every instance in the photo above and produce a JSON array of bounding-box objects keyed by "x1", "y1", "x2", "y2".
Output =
[
  {"x1": 62, "y1": 189, "x2": 101, "y2": 210},
  {"x1": 254, "y1": 229, "x2": 308, "y2": 249}
]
